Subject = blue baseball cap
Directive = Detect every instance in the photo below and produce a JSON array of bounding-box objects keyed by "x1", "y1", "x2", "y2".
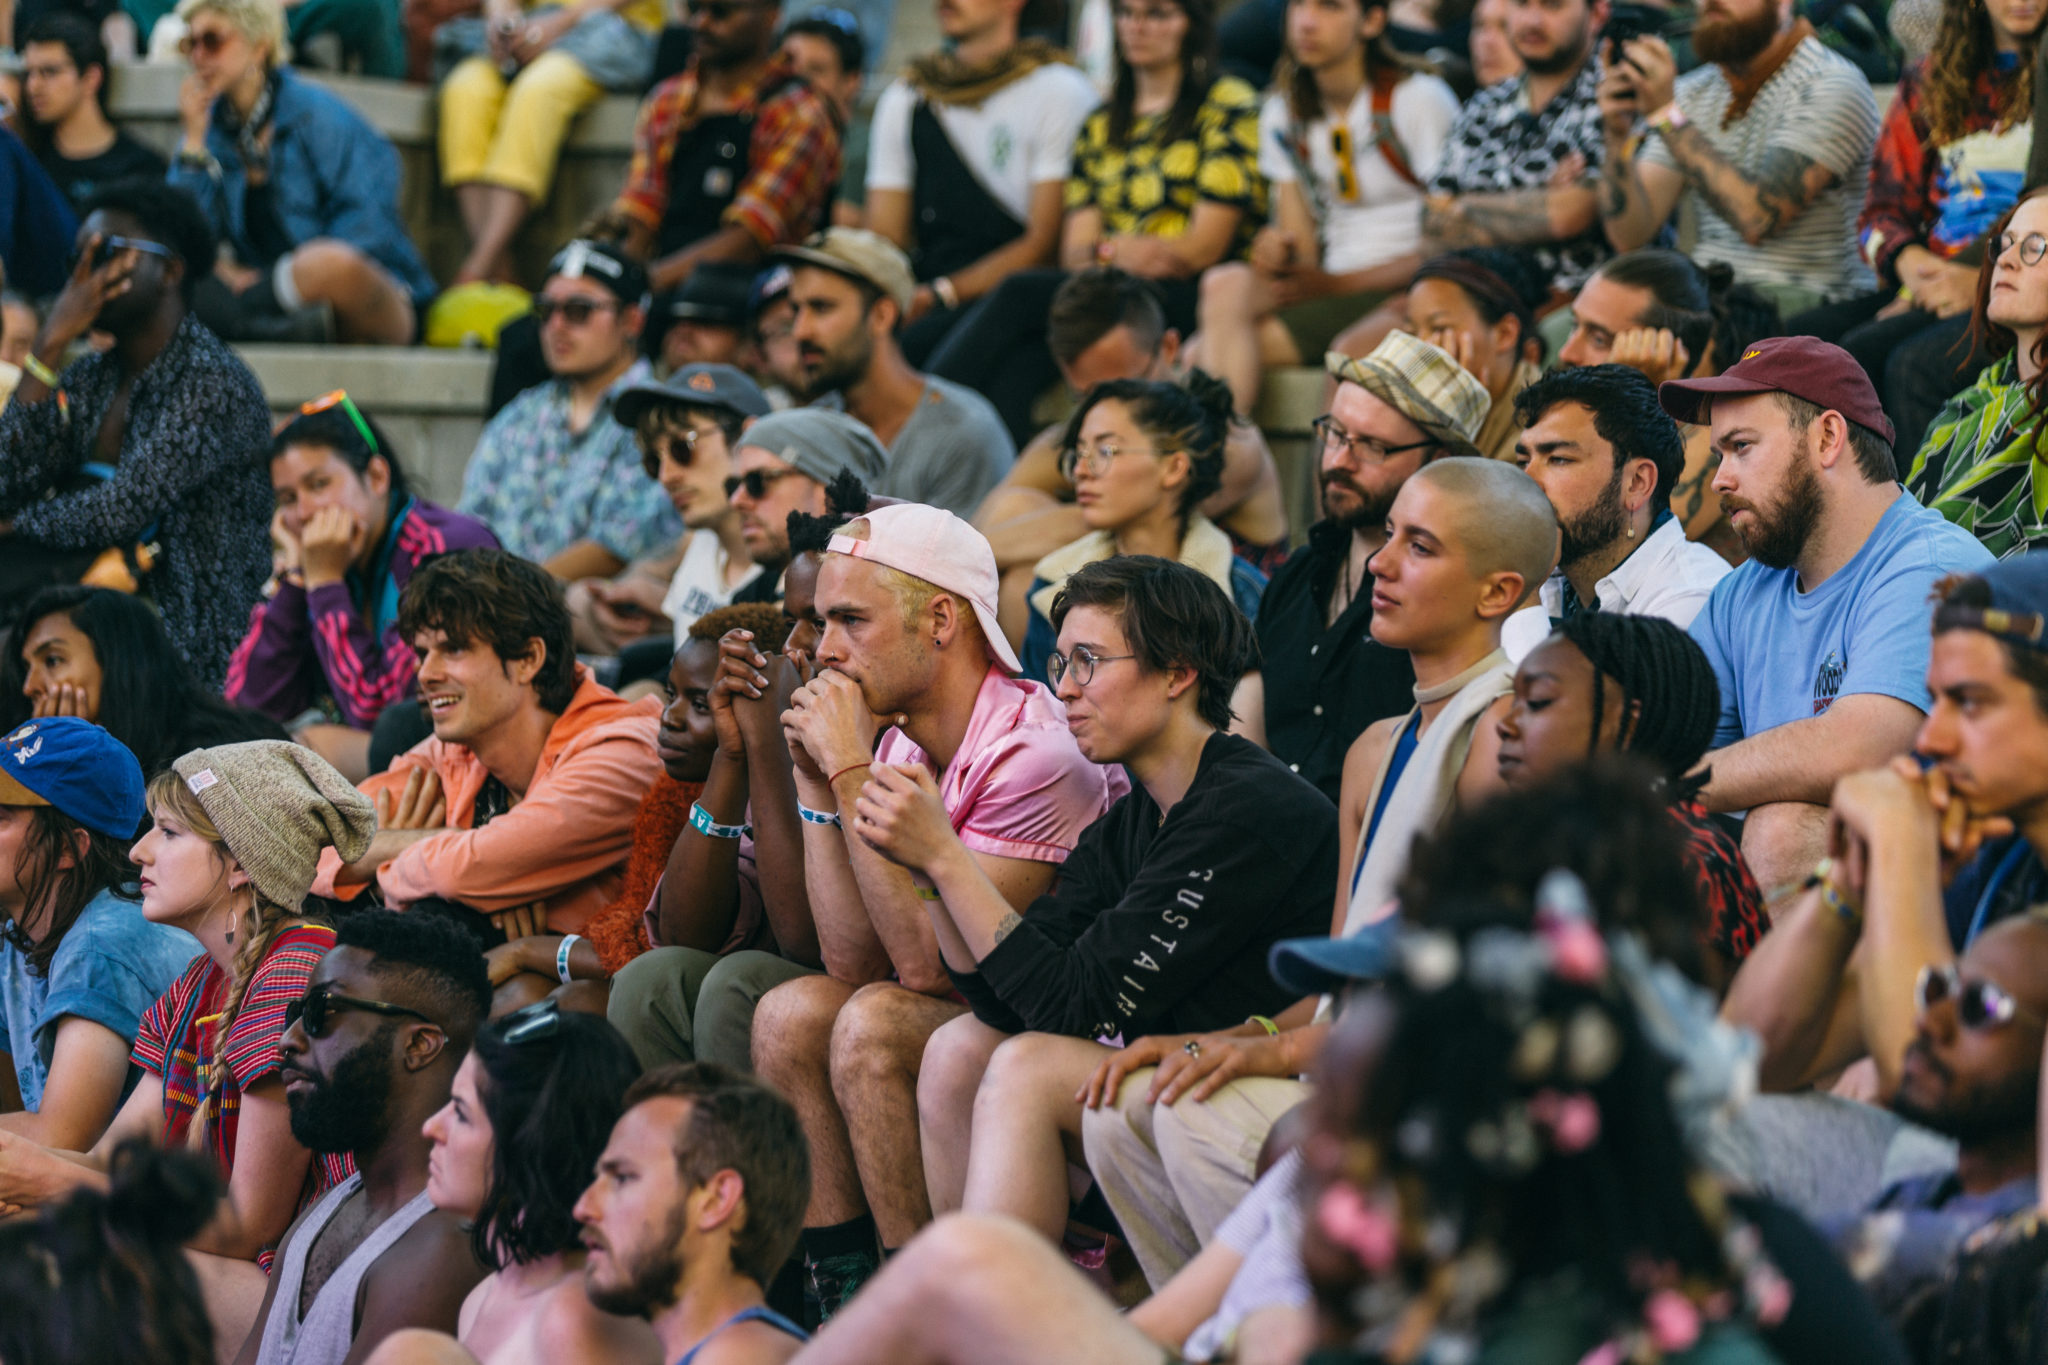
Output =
[
  {"x1": 1933, "y1": 554, "x2": 2048, "y2": 654},
  {"x1": 0, "y1": 718, "x2": 146, "y2": 837},
  {"x1": 1267, "y1": 920, "x2": 1400, "y2": 998}
]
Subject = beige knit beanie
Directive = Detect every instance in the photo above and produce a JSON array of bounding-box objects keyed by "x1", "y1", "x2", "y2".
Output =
[{"x1": 171, "y1": 741, "x2": 377, "y2": 909}]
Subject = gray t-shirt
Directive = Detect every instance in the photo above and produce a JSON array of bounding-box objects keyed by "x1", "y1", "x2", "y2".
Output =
[
  {"x1": 877, "y1": 377, "x2": 1015, "y2": 517},
  {"x1": 0, "y1": 887, "x2": 201, "y2": 1112},
  {"x1": 1639, "y1": 36, "x2": 1879, "y2": 302},
  {"x1": 1184, "y1": 1151, "x2": 1310, "y2": 1362}
]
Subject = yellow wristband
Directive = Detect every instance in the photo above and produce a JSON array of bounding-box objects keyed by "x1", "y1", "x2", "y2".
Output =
[
  {"x1": 1247, "y1": 1014, "x2": 1279, "y2": 1036},
  {"x1": 913, "y1": 884, "x2": 941, "y2": 901},
  {"x1": 22, "y1": 353, "x2": 59, "y2": 388}
]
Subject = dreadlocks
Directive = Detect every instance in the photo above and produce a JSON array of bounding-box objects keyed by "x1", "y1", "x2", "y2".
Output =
[
  {"x1": 1552, "y1": 614, "x2": 1720, "y2": 799},
  {"x1": 786, "y1": 469, "x2": 870, "y2": 558}
]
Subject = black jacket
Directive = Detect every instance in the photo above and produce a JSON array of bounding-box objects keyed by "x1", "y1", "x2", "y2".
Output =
[{"x1": 953, "y1": 732, "x2": 1337, "y2": 1039}]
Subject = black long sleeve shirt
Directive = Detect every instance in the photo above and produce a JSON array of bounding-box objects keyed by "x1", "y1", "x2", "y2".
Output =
[{"x1": 951, "y1": 732, "x2": 1338, "y2": 1040}]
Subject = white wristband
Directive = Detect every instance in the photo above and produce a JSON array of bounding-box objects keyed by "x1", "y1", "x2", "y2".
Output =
[{"x1": 556, "y1": 934, "x2": 582, "y2": 985}]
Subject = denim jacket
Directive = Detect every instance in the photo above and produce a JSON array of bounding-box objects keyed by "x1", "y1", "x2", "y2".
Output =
[{"x1": 168, "y1": 67, "x2": 437, "y2": 305}]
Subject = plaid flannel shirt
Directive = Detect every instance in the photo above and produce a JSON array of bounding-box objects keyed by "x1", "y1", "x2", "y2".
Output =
[{"x1": 613, "y1": 53, "x2": 840, "y2": 249}]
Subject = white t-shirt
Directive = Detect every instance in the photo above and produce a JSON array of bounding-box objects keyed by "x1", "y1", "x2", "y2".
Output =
[
  {"x1": 661, "y1": 529, "x2": 762, "y2": 634},
  {"x1": 866, "y1": 63, "x2": 1102, "y2": 220},
  {"x1": 1256, "y1": 74, "x2": 1460, "y2": 274}
]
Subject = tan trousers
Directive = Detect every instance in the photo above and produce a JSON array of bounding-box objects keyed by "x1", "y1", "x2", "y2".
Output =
[{"x1": 1079, "y1": 1068, "x2": 1308, "y2": 1289}]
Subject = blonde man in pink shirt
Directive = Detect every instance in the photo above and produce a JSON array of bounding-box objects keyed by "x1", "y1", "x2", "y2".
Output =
[
  {"x1": 313, "y1": 551, "x2": 662, "y2": 990},
  {"x1": 751, "y1": 503, "x2": 1124, "y2": 1319}
]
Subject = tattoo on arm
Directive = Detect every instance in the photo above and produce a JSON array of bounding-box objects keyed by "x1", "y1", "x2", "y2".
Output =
[
  {"x1": 1447, "y1": 188, "x2": 1562, "y2": 245},
  {"x1": 1663, "y1": 126, "x2": 1836, "y2": 241},
  {"x1": 992, "y1": 912, "x2": 1022, "y2": 945}
]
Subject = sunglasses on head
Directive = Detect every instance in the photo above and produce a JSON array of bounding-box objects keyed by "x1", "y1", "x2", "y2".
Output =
[
  {"x1": 178, "y1": 27, "x2": 233, "y2": 54},
  {"x1": 69, "y1": 234, "x2": 176, "y2": 276},
  {"x1": 284, "y1": 981, "x2": 438, "y2": 1038},
  {"x1": 533, "y1": 295, "x2": 621, "y2": 326},
  {"x1": 499, "y1": 997, "x2": 562, "y2": 1045},
  {"x1": 724, "y1": 467, "x2": 799, "y2": 500},
  {"x1": 300, "y1": 389, "x2": 381, "y2": 455},
  {"x1": 1915, "y1": 962, "x2": 2045, "y2": 1032}
]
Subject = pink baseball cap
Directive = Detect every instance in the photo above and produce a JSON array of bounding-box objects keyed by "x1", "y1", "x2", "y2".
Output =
[{"x1": 827, "y1": 503, "x2": 1024, "y2": 675}]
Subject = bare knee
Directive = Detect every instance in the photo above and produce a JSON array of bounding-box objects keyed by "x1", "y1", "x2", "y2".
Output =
[
  {"x1": 830, "y1": 983, "x2": 935, "y2": 1089},
  {"x1": 753, "y1": 974, "x2": 848, "y2": 1078},
  {"x1": 361, "y1": 1327, "x2": 474, "y2": 1365},
  {"x1": 1741, "y1": 801, "x2": 1829, "y2": 891},
  {"x1": 918, "y1": 1013, "x2": 1008, "y2": 1125},
  {"x1": 289, "y1": 239, "x2": 370, "y2": 298},
  {"x1": 1200, "y1": 261, "x2": 1254, "y2": 310}
]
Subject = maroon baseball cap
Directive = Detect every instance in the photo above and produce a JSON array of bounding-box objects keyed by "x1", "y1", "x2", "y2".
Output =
[{"x1": 1657, "y1": 336, "x2": 1895, "y2": 445}]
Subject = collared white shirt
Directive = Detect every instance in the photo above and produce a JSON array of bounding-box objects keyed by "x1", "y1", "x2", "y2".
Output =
[{"x1": 1503, "y1": 515, "x2": 1732, "y2": 663}]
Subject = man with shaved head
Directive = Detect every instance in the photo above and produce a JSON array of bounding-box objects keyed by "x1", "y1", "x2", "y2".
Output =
[{"x1": 1079, "y1": 453, "x2": 1558, "y2": 1285}]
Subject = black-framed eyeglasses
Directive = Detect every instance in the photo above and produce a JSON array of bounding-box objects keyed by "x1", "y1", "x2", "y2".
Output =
[
  {"x1": 1915, "y1": 963, "x2": 2045, "y2": 1032},
  {"x1": 1058, "y1": 439, "x2": 1169, "y2": 483},
  {"x1": 725, "y1": 467, "x2": 800, "y2": 500},
  {"x1": 499, "y1": 998, "x2": 561, "y2": 1044},
  {"x1": 1312, "y1": 415, "x2": 1437, "y2": 465},
  {"x1": 1998, "y1": 231, "x2": 2048, "y2": 267},
  {"x1": 1048, "y1": 643, "x2": 1138, "y2": 688},
  {"x1": 533, "y1": 295, "x2": 622, "y2": 326},
  {"x1": 285, "y1": 981, "x2": 438, "y2": 1038},
  {"x1": 68, "y1": 234, "x2": 176, "y2": 276}
]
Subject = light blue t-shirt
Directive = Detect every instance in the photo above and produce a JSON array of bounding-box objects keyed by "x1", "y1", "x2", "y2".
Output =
[
  {"x1": 0, "y1": 888, "x2": 201, "y2": 1112},
  {"x1": 1691, "y1": 492, "x2": 1995, "y2": 747}
]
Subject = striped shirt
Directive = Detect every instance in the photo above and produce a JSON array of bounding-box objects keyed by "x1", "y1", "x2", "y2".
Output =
[
  {"x1": 1640, "y1": 36, "x2": 1880, "y2": 302},
  {"x1": 131, "y1": 922, "x2": 354, "y2": 1265}
]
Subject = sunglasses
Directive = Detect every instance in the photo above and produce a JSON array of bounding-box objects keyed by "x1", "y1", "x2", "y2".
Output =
[
  {"x1": 499, "y1": 998, "x2": 562, "y2": 1044},
  {"x1": 68, "y1": 234, "x2": 175, "y2": 276},
  {"x1": 1915, "y1": 963, "x2": 2045, "y2": 1032},
  {"x1": 301, "y1": 389, "x2": 381, "y2": 455},
  {"x1": 640, "y1": 424, "x2": 714, "y2": 478},
  {"x1": 284, "y1": 981, "x2": 438, "y2": 1038},
  {"x1": 724, "y1": 467, "x2": 800, "y2": 500},
  {"x1": 533, "y1": 295, "x2": 621, "y2": 326},
  {"x1": 178, "y1": 27, "x2": 234, "y2": 54}
]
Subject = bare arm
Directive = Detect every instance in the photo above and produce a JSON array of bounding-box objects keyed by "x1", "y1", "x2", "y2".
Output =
[
  {"x1": 189, "y1": 1080, "x2": 316, "y2": 1261},
  {"x1": 1231, "y1": 673, "x2": 1267, "y2": 748},
  {"x1": 1694, "y1": 694, "x2": 1927, "y2": 812},
  {"x1": 1333, "y1": 718, "x2": 1398, "y2": 929},
  {"x1": 647, "y1": 224, "x2": 764, "y2": 294},
  {"x1": 541, "y1": 540, "x2": 629, "y2": 584},
  {"x1": 941, "y1": 181, "x2": 1067, "y2": 304},
  {"x1": 658, "y1": 746, "x2": 749, "y2": 951},
  {"x1": 1720, "y1": 883, "x2": 1868, "y2": 1090},
  {"x1": 0, "y1": 1019, "x2": 132, "y2": 1149},
  {"x1": 1423, "y1": 185, "x2": 1600, "y2": 249},
  {"x1": 1058, "y1": 205, "x2": 1105, "y2": 271},
  {"x1": 1127, "y1": 1237, "x2": 1247, "y2": 1349},
  {"x1": 339, "y1": 1212, "x2": 488, "y2": 1365},
  {"x1": 1452, "y1": 696, "x2": 1512, "y2": 810},
  {"x1": 865, "y1": 186, "x2": 912, "y2": 250},
  {"x1": 1655, "y1": 127, "x2": 1840, "y2": 247},
  {"x1": 1599, "y1": 135, "x2": 1687, "y2": 251},
  {"x1": 331, "y1": 827, "x2": 447, "y2": 888}
]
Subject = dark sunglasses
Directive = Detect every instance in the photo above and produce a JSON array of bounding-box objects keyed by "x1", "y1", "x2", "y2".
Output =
[
  {"x1": 285, "y1": 981, "x2": 438, "y2": 1038},
  {"x1": 533, "y1": 295, "x2": 621, "y2": 326},
  {"x1": 640, "y1": 424, "x2": 711, "y2": 478},
  {"x1": 1915, "y1": 963, "x2": 2045, "y2": 1032},
  {"x1": 499, "y1": 998, "x2": 562, "y2": 1044},
  {"x1": 178, "y1": 27, "x2": 233, "y2": 54},
  {"x1": 69, "y1": 234, "x2": 176, "y2": 276},
  {"x1": 724, "y1": 467, "x2": 799, "y2": 500},
  {"x1": 688, "y1": 0, "x2": 763, "y2": 20}
]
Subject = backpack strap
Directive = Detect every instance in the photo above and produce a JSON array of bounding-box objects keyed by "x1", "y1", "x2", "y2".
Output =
[{"x1": 1370, "y1": 77, "x2": 1420, "y2": 189}]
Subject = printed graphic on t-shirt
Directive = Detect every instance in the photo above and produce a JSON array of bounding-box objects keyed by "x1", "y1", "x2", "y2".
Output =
[{"x1": 1813, "y1": 650, "x2": 1846, "y2": 715}]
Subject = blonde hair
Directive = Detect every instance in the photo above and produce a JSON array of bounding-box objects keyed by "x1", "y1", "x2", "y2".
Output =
[
  {"x1": 175, "y1": 0, "x2": 289, "y2": 64},
  {"x1": 145, "y1": 769, "x2": 303, "y2": 1119}
]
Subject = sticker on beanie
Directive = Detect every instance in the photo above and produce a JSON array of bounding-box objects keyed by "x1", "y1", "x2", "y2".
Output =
[{"x1": 186, "y1": 769, "x2": 219, "y2": 794}]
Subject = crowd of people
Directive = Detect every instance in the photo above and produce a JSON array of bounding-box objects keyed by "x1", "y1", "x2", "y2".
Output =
[{"x1": 11, "y1": 0, "x2": 2048, "y2": 1360}]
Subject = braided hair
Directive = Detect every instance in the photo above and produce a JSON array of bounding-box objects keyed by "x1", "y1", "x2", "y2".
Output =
[
  {"x1": 142, "y1": 768, "x2": 304, "y2": 1122},
  {"x1": 1552, "y1": 614, "x2": 1719, "y2": 800}
]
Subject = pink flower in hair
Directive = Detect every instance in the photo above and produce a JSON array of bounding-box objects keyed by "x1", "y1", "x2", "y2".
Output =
[
  {"x1": 1544, "y1": 918, "x2": 1608, "y2": 983},
  {"x1": 1316, "y1": 1183, "x2": 1398, "y2": 1273},
  {"x1": 1645, "y1": 1289, "x2": 1701, "y2": 1352},
  {"x1": 1528, "y1": 1089, "x2": 1602, "y2": 1153}
]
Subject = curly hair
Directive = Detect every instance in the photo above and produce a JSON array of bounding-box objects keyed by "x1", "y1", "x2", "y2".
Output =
[
  {"x1": 77, "y1": 178, "x2": 216, "y2": 298},
  {"x1": 1512, "y1": 363, "x2": 1686, "y2": 514},
  {"x1": 688, "y1": 601, "x2": 793, "y2": 650},
  {"x1": 1920, "y1": 0, "x2": 2034, "y2": 147},
  {"x1": 396, "y1": 550, "x2": 580, "y2": 715},
  {"x1": 1972, "y1": 188, "x2": 2048, "y2": 426},
  {"x1": 785, "y1": 469, "x2": 869, "y2": 558},
  {"x1": 469, "y1": 1009, "x2": 641, "y2": 1270},
  {"x1": 333, "y1": 908, "x2": 492, "y2": 1047},
  {"x1": 0, "y1": 1141, "x2": 220, "y2": 1365},
  {"x1": 1060, "y1": 368, "x2": 1234, "y2": 520}
]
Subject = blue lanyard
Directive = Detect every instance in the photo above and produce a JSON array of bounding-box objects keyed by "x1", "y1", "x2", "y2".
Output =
[{"x1": 1965, "y1": 839, "x2": 2034, "y2": 947}]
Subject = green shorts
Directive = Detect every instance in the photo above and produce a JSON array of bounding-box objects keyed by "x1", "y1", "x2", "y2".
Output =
[{"x1": 1276, "y1": 288, "x2": 1392, "y2": 361}]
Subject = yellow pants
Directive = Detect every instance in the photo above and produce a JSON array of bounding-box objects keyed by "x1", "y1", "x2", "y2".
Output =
[{"x1": 438, "y1": 51, "x2": 603, "y2": 199}]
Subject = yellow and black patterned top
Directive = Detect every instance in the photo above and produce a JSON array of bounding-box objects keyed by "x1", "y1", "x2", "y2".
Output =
[{"x1": 1064, "y1": 75, "x2": 1267, "y2": 261}]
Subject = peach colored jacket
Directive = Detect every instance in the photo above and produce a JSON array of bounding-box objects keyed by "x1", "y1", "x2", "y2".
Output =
[{"x1": 312, "y1": 668, "x2": 663, "y2": 934}]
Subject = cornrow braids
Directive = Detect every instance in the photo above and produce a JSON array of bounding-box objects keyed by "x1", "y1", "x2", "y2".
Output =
[{"x1": 1552, "y1": 615, "x2": 1720, "y2": 798}]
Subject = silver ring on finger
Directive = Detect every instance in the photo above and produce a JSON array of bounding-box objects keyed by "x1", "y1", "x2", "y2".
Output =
[{"x1": 1183, "y1": 1040, "x2": 1202, "y2": 1059}]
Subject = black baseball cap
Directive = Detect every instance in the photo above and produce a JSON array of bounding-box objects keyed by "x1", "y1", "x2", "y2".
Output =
[{"x1": 615, "y1": 363, "x2": 771, "y2": 429}]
